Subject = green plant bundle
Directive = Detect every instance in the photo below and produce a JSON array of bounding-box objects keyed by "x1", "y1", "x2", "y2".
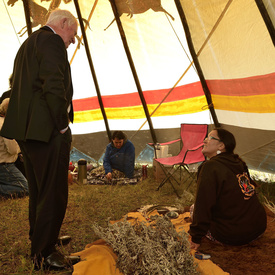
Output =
[{"x1": 92, "y1": 215, "x2": 198, "y2": 275}]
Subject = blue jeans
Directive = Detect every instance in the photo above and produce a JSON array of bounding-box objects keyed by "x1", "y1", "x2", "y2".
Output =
[{"x1": 0, "y1": 163, "x2": 29, "y2": 198}]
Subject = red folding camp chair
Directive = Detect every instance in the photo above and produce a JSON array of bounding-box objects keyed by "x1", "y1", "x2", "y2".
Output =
[{"x1": 153, "y1": 124, "x2": 208, "y2": 197}]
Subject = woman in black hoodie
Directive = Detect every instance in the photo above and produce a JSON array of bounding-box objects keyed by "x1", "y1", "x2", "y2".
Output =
[{"x1": 189, "y1": 128, "x2": 267, "y2": 250}]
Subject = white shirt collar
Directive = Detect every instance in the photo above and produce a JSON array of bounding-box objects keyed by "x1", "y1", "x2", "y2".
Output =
[{"x1": 45, "y1": 25, "x2": 56, "y2": 34}]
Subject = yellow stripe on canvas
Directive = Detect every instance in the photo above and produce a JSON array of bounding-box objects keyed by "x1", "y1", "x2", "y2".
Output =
[
  {"x1": 212, "y1": 94, "x2": 275, "y2": 113},
  {"x1": 73, "y1": 96, "x2": 207, "y2": 123}
]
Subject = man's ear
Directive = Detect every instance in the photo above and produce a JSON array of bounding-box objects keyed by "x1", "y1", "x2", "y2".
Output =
[{"x1": 61, "y1": 18, "x2": 67, "y2": 29}]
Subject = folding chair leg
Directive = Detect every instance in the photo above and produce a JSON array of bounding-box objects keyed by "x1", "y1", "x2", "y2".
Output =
[
  {"x1": 166, "y1": 178, "x2": 181, "y2": 198},
  {"x1": 182, "y1": 165, "x2": 197, "y2": 191},
  {"x1": 185, "y1": 173, "x2": 197, "y2": 191},
  {"x1": 156, "y1": 165, "x2": 181, "y2": 198},
  {"x1": 156, "y1": 177, "x2": 181, "y2": 198},
  {"x1": 157, "y1": 165, "x2": 181, "y2": 188}
]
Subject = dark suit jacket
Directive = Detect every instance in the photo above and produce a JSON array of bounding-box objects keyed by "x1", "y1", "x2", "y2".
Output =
[{"x1": 1, "y1": 26, "x2": 73, "y2": 143}]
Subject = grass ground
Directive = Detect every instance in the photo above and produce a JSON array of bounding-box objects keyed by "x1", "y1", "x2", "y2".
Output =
[
  {"x1": 0, "y1": 168, "x2": 195, "y2": 274},
  {"x1": 0, "y1": 167, "x2": 274, "y2": 275}
]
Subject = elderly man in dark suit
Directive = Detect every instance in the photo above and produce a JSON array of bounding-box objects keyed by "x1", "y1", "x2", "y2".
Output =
[{"x1": 1, "y1": 9, "x2": 79, "y2": 270}]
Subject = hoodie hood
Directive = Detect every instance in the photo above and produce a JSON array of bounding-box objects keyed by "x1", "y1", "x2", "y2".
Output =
[{"x1": 210, "y1": 152, "x2": 247, "y2": 175}]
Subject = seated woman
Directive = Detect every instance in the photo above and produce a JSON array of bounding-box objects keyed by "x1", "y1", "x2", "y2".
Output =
[
  {"x1": 189, "y1": 128, "x2": 266, "y2": 250},
  {"x1": 0, "y1": 98, "x2": 29, "y2": 198},
  {"x1": 103, "y1": 131, "x2": 135, "y2": 180}
]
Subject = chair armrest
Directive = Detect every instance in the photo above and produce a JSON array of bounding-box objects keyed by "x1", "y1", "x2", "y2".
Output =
[{"x1": 148, "y1": 138, "x2": 181, "y2": 147}]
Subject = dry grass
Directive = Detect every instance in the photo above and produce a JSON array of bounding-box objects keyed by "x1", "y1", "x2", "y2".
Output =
[
  {"x1": 0, "y1": 168, "x2": 194, "y2": 274},
  {"x1": 1, "y1": 167, "x2": 273, "y2": 274},
  {"x1": 262, "y1": 196, "x2": 275, "y2": 219}
]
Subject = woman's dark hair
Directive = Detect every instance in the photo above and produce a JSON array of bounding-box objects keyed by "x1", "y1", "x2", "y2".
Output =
[
  {"x1": 112, "y1": 131, "x2": 126, "y2": 140},
  {"x1": 215, "y1": 128, "x2": 236, "y2": 154}
]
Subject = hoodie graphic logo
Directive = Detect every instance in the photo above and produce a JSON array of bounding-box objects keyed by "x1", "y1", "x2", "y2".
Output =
[{"x1": 237, "y1": 173, "x2": 255, "y2": 200}]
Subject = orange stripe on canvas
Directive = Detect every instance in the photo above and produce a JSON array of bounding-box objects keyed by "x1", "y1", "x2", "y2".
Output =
[
  {"x1": 72, "y1": 82, "x2": 204, "y2": 111},
  {"x1": 73, "y1": 96, "x2": 207, "y2": 123},
  {"x1": 73, "y1": 73, "x2": 275, "y2": 113},
  {"x1": 207, "y1": 72, "x2": 275, "y2": 96}
]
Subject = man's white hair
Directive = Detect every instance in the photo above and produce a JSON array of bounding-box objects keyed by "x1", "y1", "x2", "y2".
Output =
[{"x1": 46, "y1": 9, "x2": 78, "y2": 27}]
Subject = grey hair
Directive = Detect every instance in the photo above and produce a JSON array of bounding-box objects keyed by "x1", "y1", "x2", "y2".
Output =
[
  {"x1": 0, "y1": 98, "x2": 9, "y2": 116},
  {"x1": 46, "y1": 9, "x2": 78, "y2": 27}
]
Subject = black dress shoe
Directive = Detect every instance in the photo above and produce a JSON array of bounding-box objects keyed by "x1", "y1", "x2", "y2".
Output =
[
  {"x1": 43, "y1": 251, "x2": 69, "y2": 270},
  {"x1": 57, "y1": 235, "x2": 72, "y2": 246},
  {"x1": 43, "y1": 251, "x2": 81, "y2": 270}
]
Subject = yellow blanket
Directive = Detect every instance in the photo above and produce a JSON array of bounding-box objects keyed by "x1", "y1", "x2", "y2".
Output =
[{"x1": 72, "y1": 211, "x2": 229, "y2": 275}]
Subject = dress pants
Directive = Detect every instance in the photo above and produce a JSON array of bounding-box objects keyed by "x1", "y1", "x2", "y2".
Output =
[{"x1": 18, "y1": 128, "x2": 72, "y2": 260}]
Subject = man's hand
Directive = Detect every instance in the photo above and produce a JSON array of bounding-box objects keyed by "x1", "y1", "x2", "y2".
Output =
[
  {"x1": 106, "y1": 172, "x2": 112, "y2": 181},
  {"x1": 60, "y1": 126, "x2": 68, "y2": 134}
]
